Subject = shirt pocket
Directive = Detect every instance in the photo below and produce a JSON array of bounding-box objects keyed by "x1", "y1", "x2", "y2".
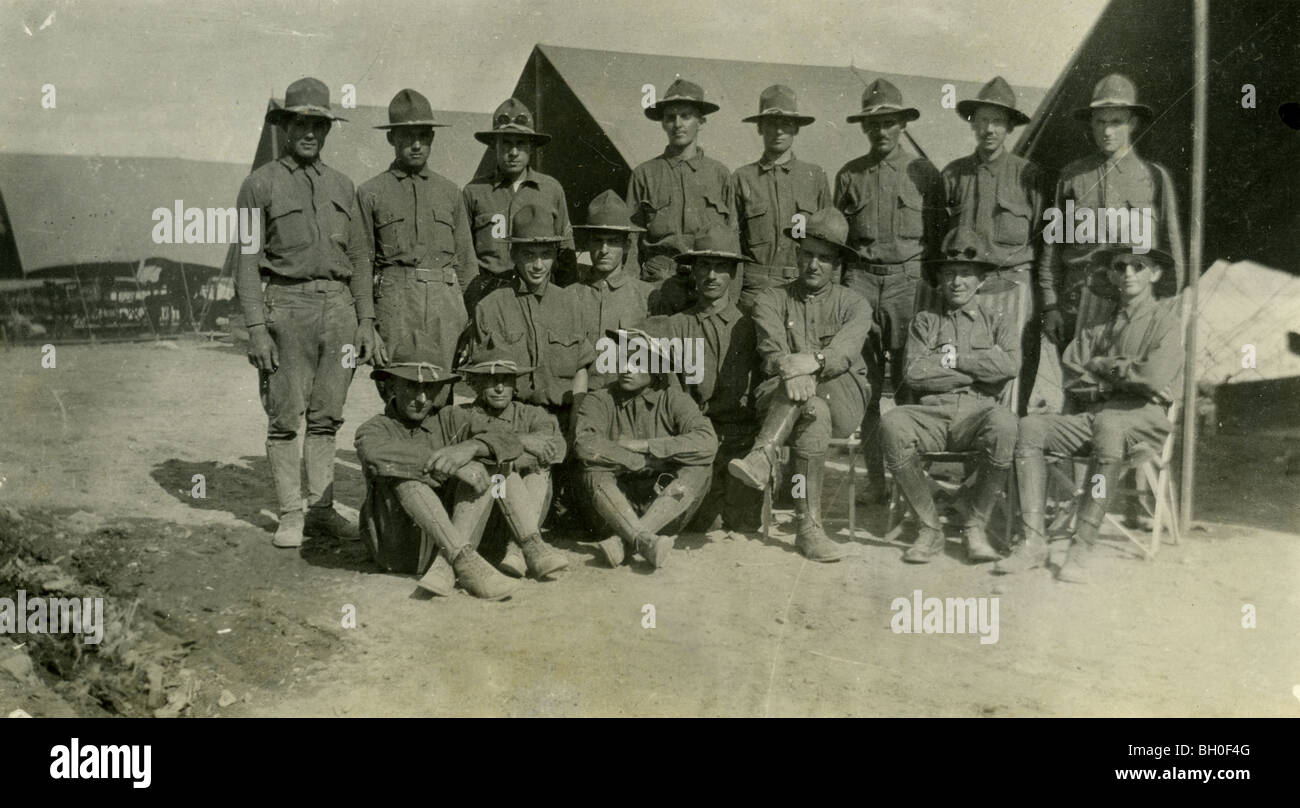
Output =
[
  {"x1": 639, "y1": 196, "x2": 674, "y2": 240},
  {"x1": 992, "y1": 193, "x2": 1031, "y2": 246},
  {"x1": 545, "y1": 330, "x2": 585, "y2": 375},
  {"x1": 373, "y1": 206, "x2": 406, "y2": 254},
  {"x1": 740, "y1": 197, "x2": 772, "y2": 248},
  {"x1": 328, "y1": 195, "x2": 354, "y2": 249},
  {"x1": 702, "y1": 191, "x2": 731, "y2": 226},
  {"x1": 816, "y1": 318, "x2": 840, "y2": 350},
  {"x1": 267, "y1": 198, "x2": 310, "y2": 252},
  {"x1": 430, "y1": 200, "x2": 458, "y2": 249},
  {"x1": 895, "y1": 184, "x2": 925, "y2": 240},
  {"x1": 845, "y1": 195, "x2": 875, "y2": 242},
  {"x1": 472, "y1": 210, "x2": 502, "y2": 248}
]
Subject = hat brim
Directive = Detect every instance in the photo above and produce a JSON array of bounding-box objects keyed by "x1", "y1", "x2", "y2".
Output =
[
  {"x1": 1087, "y1": 246, "x2": 1178, "y2": 298},
  {"x1": 457, "y1": 364, "x2": 535, "y2": 376},
  {"x1": 502, "y1": 235, "x2": 566, "y2": 245},
  {"x1": 846, "y1": 107, "x2": 920, "y2": 124},
  {"x1": 926, "y1": 256, "x2": 1001, "y2": 272},
  {"x1": 742, "y1": 112, "x2": 816, "y2": 125},
  {"x1": 603, "y1": 328, "x2": 675, "y2": 367},
  {"x1": 644, "y1": 99, "x2": 721, "y2": 121},
  {"x1": 674, "y1": 249, "x2": 746, "y2": 264},
  {"x1": 573, "y1": 224, "x2": 646, "y2": 234},
  {"x1": 373, "y1": 120, "x2": 451, "y2": 130},
  {"x1": 370, "y1": 367, "x2": 460, "y2": 383},
  {"x1": 1072, "y1": 103, "x2": 1154, "y2": 122},
  {"x1": 266, "y1": 106, "x2": 347, "y2": 125},
  {"x1": 784, "y1": 228, "x2": 856, "y2": 257},
  {"x1": 473, "y1": 129, "x2": 552, "y2": 146},
  {"x1": 955, "y1": 99, "x2": 1032, "y2": 126}
]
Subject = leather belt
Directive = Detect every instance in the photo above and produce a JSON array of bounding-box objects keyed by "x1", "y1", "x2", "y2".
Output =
[
  {"x1": 264, "y1": 276, "x2": 348, "y2": 292},
  {"x1": 848, "y1": 260, "x2": 911, "y2": 276},
  {"x1": 385, "y1": 266, "x2": 457, "y2": 284}
]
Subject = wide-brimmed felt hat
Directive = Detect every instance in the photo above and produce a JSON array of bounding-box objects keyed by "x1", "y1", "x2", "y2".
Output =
[
  {"x1": 265, "y1": 77, "x2": 348, "y2": 125},
  {"x1": 503, "y1": 204, "x2": 566, "y2": 244},
  {"x1": 1072, "y1": 73, "x2": 1154, "y2": 122},
  {"x1": 742, "y1": 84, "x2": 815, "y2": 125},
  {"x1": 1088, "y1": 243, "x2": 1178, "y2": 299},
  {"x1": 846, "y1": 79, "x2": 920, "y2": 123},
  {"x1": 956, "y1": 76, "x2": 1032, "y2": 127},
  {"x1": 674, "y1": 227, "x2": 745, "y2": 264},
  {"x1": 605, "y1": 322, "x2": 676, "y2": 369},
  {"x1": 458, "y1": 343, "x2": 535, "y2": 376},
  {"x1": 475, "y1": 98, "x2": 552, "y2": 146},
  {"x1": 644, "y1": 77, "x2": 720, "y2": 121},
  {"x1": 784, "y1": 208, "x2": 856, "y2": 257},
  {"x1": 373, "y1": 88, "x2": 449, "y2": 130},
  {"x1": 928, "y1": 230, "x2": 1020, "y2": 293},
  {"x1": 371, "y1": 334, "x2": 459, "y2": 383},
  {"x1": 573, "y1": 190, "x2": 645, "y2": 234}
]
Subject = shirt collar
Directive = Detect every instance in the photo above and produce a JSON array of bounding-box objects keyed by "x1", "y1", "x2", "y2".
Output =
[
  {"x1": 383, "y1": 401, "x2": 438, "y2": 432},
  {"x1": 795, "y1": 279, "x2": 833, "y2": 301},
  {"x1": 948, "y1": 299, "x2": 981, "y2": 320},
  {"x1": 758, "y1": 150, "x2": 795, "y2": 173},
  {"x1": 514, "y1": 275, "x2": 551, "y2": 298},
  {"x1": 975, "y1": 146, "x2": 1006, "y2": 167},
  {"x1": 388, "y1": 160, "x2": 431, "y2": 180},
  {"x1": 494, "y1": 164, "x2": 537, "y2": 189},
  {"x1": 472, "y1": 399, "x2": 516, "y2": 421},
  {"x1": 1120, "y1": 293, "x2": 1157, "y2": 319},
  {"x1": 589, "y1": 265, "x2": 628, "y2": 290},
  {"x1": 278, "y1": 154, "x2": 323, "y2": 175},
  {"x1": 1104, "y1": 148, "x2": 1138, "y2": 173},
  {"x1": 662, "y1": 146, "x2": 704, "y2": 169},
  {"x1": 691, "y1": 297, "x2": 738, "y2": 323},
  {"x1": 870, "y1": 146, "x2": 906, "y2": 171}
]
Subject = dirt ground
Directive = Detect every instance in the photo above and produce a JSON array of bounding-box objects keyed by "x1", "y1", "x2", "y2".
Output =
[{"x1": 1, "y1": 338, "x2": 1297, "y2": 717}]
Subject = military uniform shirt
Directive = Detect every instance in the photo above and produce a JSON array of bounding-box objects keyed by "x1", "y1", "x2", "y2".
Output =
[
  {"x1": 235, "y1": 155, "x2": 370, "y2": 325},
  {"x1": 574, "y1": 385, "x2": 718, "y2": 470},
  {"x1": 1063, "y1": 294, "x2": 1182, "y2": 406},
  {"x1": 661, "y1": 299, "x2": 756, "y2": 424},
  {"x1": 354, "y1": 403, "x2": 523, "y2": 485},
  {"x1": 941, "y1": 148, "x2": 1046, "y2": 269},
  {"x1": 903, "y1": 299, "x2": 1021, "y2": 403},
  {"x1": 462, "y1": 166, "x2": 575, "y2": 278},
  {"x1": 460, "y1": 399, "x2": 567, "y2": 466},
  {"x1": 357, "y1": 162, "x2": 476, "y2": 292},
  {"x1": 627, "y1": 147, "x2": 736, "y2": 266},
  {"x1": 834, "y1": 146, "x2": 946, "y2": 265},
  {"x1": 732, "y1": 153, "x2": 830, "y2": 272}
]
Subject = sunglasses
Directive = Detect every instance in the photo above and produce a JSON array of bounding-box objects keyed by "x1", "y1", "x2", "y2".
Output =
[{"x1": 495, "y1": 112, "x2": 533, "y2": 128}]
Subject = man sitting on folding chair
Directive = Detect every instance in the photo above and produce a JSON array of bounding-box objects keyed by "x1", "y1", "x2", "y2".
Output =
[
  {"x1": 997, "y1": 244, "x2": 1181, "y2": 582},
  {"x1": 882, "y1": 230, "x2": 1021, "y2": 564}
]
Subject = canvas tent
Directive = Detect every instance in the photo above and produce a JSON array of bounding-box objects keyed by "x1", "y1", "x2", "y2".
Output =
[
  {"x1": 491, "y1": 44, "x2": 1049, "y2": 224},
  {"x1": 250, "y1": 101, "x2": 491, "y2": 188}
]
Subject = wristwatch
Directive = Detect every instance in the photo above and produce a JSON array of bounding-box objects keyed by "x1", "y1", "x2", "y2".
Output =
[{"x1": 814, "y1": 351, "x2": 826, "y2": 369}]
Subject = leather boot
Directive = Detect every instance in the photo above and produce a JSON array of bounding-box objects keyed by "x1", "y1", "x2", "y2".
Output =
[
  {"x1": 597, "y1": 535, "x2": 627, "y2": 567},
  {"x1": 498, "y1": 543, "x2": 528, "y2": 578},
  {"x1": 728, "y1": 397, "x2": 801, "y2": 490},
  {"x1": 1058, "y1": 461, "x2": 1118, "y2": 584},
  {"x1": 964, "y1": 463, "x2": 1007, "y2": 563},
  {"x1": 633, "y1": 531, "x2": 674, "y2": 569},
  {"x1": 495, "y1": 471, "x2": 567, "y2": 579},
  {"x1": 792, "y1": 455, "x2": 843, "y2": 562},
  {"x1": 304, "y1": 434, "x2": 358, "y2": 539},
  {"x1": 267, "y1": 438, "x2": 305, "y2": 547},
  {"x1": 893, "y1": 457, "x2": 946, "y2": 563},
  {"x1": 417, "y1": 550, "x2": 456, "y2": 596},
  {"x1": 517, "y1": 533, "x2": 568, "y2": 579},
  {"x1": 996, "y1": 451, "x2": 1051, "y2": 574},
  {"x1": 452, "y1": 546, "x2": 519, "y2": 600}
]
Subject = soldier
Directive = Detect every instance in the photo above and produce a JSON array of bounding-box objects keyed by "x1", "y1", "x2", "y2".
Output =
[
  {"x1": 236, "y1": 77, "x2": 374, "y2": 549},
  {"x1": 835, "y1": 78, "x2": 947, "y2": 501},
  {"x1": 999, "y1": 246, "x2": 1182, "y2": 582},
  {"x1": 942, "y1": 76, "x2": 1046, "y2": 411},
  {"x1": 628, "y1": 77, "x2": 736, "y2": 314},
  {"x1": 354, "y1": 335, "x2": 523, "y2": 600},
  {"x1": 571, "y1": 190, "x2": 653, "y2": 389},
  {"x1": 1037, "y1": 74, "x2": 1186, "y2": 348},
  {"x1": 357, "y1": 89, "x2": 473, "y2": 402},
  {"x1": 732, "y1": 84, "x2": 830, "y2": 313},
  {"x1": 663, "y1": 227, "x2": 764, "y2": 533},
  {"x1": 728, "y1": 209, "x2": 873, "y2": 562},
  {"x1": 574, "y1": 327, "x2": 719, "y2": 569},
  {"x1": 881, "y1": 231, "x2": 1022, "y2": 564},
  {"x1": 462, "y1": 98, "x2": 576, "y2": 316}
]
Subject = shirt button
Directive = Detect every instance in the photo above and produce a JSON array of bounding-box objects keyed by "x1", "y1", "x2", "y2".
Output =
[{"x1": 787, "y1": 321, "x2": 794, "y2": 327}]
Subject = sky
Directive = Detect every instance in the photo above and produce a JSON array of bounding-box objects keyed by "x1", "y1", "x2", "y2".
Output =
[{"x1": 0, "y1": 0, "x2": 1109, "y2": 164}]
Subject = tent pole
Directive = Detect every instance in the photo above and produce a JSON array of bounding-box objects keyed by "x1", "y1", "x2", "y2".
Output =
[{"x1": 1181, "y1": 0, "x2": 1209, "y2": 528}]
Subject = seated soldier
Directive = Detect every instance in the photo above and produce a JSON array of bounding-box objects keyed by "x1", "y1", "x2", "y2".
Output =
[
  {"x1": 728, "y1": 209, "x2": 872, "y2": 562},
  {"x1": 997, "y1": 245, "x2": 1182, "y2": 582},
  {"x1": 881, "y1": 231, "x2": 1021, "y2": 564},
  {"x1": 574, "y1": 327, "x2": 719, "y2": 569},
  {"x1": 437, "y1": 344, "x2": 569, "y2": 585},
  {"x1": 354, "y1": 335, "x2": 527, "y2": 601}
]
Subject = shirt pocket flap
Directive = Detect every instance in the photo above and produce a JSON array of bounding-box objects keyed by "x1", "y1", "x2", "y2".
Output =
[
  {"x1": 330, "y1": 195, "x2": 353, "y2": 219},
  {"x1": 267, "y1": 199, "x2": 305, "y2": 220},
  {"x1": 547, "y1": 331, "x2": 582, "y2": 347},
  {"x1": 994, "y1": 194, "x2": 1031, "y2": 217},
  {"x1": 473, "y1": 211, "x2": 498, "y2": 230},
  {"x1": 375, "y1": 208, "x2": 404, "y2": 228},
  {"x1": 897, "y1": 186, "x2": 925, "y2": 211}
]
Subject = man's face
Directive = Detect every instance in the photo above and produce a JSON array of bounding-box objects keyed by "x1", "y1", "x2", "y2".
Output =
[
  {"x1": 861, "y1": 114, "x2": 904, "y2": 156},
  {"x1": 617, "y1": 369, "x2": 653, "y2": 393},
  {"x1": 390, "y1": 377, "x2": 441, "y2": 422},
  {"x1": 513, "y1": 242, "x2": 556, "y2": 289},
  {"x1": 796, "y1": 238, "x2": 841, "y2": 292},
  {"x1": 940, "y1": 263, "x2": 981, "y2": 309},
  {"x1": 495, "y1": 135, "x2": 533, "y2": 177},
  {"x1": 1107, "y1": 257, "x2": 1161, "y2": 301},
  {"x1": 588, "y1": 232, "x2": 628, "y2": 276},
  {"x1": 389, "y1": 127, "x2": 434, "y2": 172},
  {"x1": 691, "y1": 257, "x2": 737, "y2": 302},
  {"x1": 284, "y1": 115, "x2": 331, "y2": 161},
  {"x1": 970, "y1": 106, "x2": 1011, "y2": 155},
  {"x1": 660, "y1": 102, "x2": 702, "y2": 149},
  {"x1": 758, "y1": 118, "x2": 799, "y2": 157},
  {"x1": 471, "y1": 372, "x2": 517, "y2": 411},
  {"x1": 1091, "y1": 109, "x2": 1135, "y2": 156}
]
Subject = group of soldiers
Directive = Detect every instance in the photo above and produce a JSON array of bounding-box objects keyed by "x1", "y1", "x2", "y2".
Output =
[{"x1": 236, "y1": 69, "x2": 1187, "y2": 600}]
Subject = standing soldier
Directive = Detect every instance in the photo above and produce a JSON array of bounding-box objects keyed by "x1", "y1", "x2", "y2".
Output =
[
  {"x1": 237, "y1": 77, "x2": 374, "y2": 549},
  {"x1": 732, "y1": 84, "x2": 830, "y2": 313},
  {"x1": 728, "y1": 209, "x2": 873, "y2": 562},
  {"x1": 1037, "y1": 74, "x2": 1186, "y2": 350},
  {"x1": 357, "y1": 89, "x2": 473, "y2": 402},
  {"x1": 462, "y1": 98, "x2": 576, "y2": 316},
  {"x1": 628, "y1": 77, "x2": 736, "y2": 314},
  {"x1": 836, "y1": 79, "x2": 947, "y2": 500},
  {"x1": 574, "y1": 327, "x2": 719, "y2": 569},
  {"x1": 942, "y1": 76, "x2": 1045, "y2": 412},
  {"x1": 572, "y1": 190, "x2": 653, "y2": 389},
  {"x1": 663, "y1": 227, "x2": 764, "y2": 533}
]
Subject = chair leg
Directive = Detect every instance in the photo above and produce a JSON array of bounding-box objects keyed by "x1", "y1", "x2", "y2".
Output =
[
  {"x1": 1139, "y1": 462, "x2": 1162, "y2": 558},
  {"x1": 1164, "y1": 472, "x2": 1181, "y2": 545},
  {"x1": 847, "y1": 446, "x2": 857, "y2": 539}
]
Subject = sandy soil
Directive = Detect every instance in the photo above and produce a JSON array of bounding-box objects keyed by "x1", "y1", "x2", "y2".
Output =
[{"x1": 1, "y1": 339, "x2": 1297, "y2": 717}]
